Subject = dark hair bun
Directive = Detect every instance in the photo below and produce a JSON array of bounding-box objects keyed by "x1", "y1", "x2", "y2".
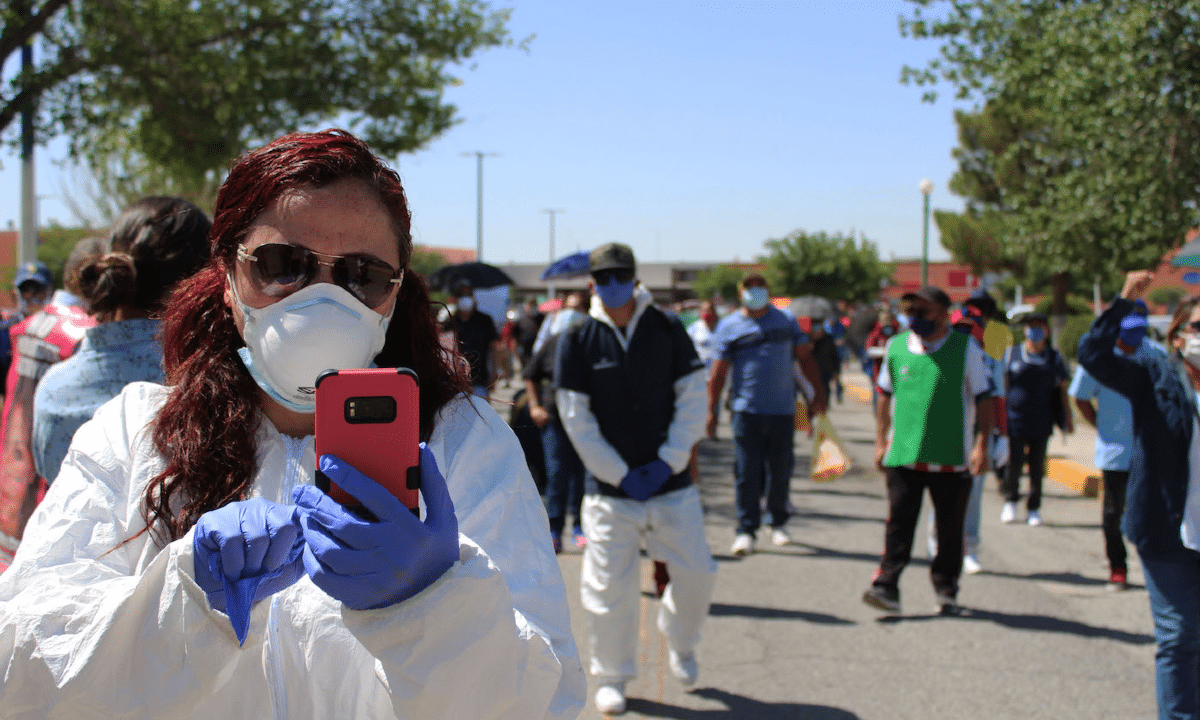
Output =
[{"x1": 78, "y1": 253, "x2": 138, "y2": 316}]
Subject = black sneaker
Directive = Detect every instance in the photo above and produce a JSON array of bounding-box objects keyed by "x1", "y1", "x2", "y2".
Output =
[
  {"x1": 935, "y1": 593, "x2": 961, "y2": 616},
  {"x1": 862, "y1": 585, "x2": 901, "y2": 613}
]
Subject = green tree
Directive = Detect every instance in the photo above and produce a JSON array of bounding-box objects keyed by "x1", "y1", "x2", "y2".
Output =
[
  {"x1": 410, "y1": 246, "x2": 448, "y2": 280},
  {"x1": 34, "y1": 222, "x2": 93, "y2": 288},
  {"x1": 692, "y1": 264, "x2": 748, "y2": 303},
  {"x1": 2, "y1": 1, "x2": 518, "y2": 178},
  {"x1": 1149, "y1": 286, "x2": 1187, "y2": 313},
  {"x1": 763, "y1": 230, "x2": 894, "y2": 304},
  {"x1": 901, "y1": 1, "x2": 1200, "y2": 277}
]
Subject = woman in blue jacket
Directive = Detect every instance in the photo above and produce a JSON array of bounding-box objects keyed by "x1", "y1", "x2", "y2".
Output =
[{"x1": 1076, "y1": 270, "x2": 1200, "y2": 720}]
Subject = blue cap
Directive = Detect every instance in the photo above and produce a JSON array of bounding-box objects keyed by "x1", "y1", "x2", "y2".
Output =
[
  {"x1": 13, "y1": 261, "x2": 52, "y2": 289},
  {"x1": 1120, "y1": 314, "x2": 1148, "y2": 331},
  {"x1": 1132, "y1": 299, "x2": 1149, "y2": 316}
]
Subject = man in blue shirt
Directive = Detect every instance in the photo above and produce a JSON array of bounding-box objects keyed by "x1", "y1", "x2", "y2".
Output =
[
  {"x1": 1070, "y1": 310, "x2": 1163, "y2": 590},
  {"x1": 706, "y1": 272, "x2": 825, "y2": 555}
]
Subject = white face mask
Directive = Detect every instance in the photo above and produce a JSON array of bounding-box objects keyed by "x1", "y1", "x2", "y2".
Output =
[
  {"x1": 230, "y1": 278, "x2": 392, "y2": 413},
  {"x1": 1183, "y1": 332, "x2": 1200, "y2": 371}
]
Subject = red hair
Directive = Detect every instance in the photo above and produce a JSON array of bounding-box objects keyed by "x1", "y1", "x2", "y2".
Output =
[{"x1": 142, "y1": 130, "x2": 468, "y2": 543}]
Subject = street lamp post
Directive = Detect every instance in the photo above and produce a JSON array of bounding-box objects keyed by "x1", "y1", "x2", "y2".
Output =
[
  {"x1": 542, "y1": 208, "x2": 564, "y2": 299},
  {"x1": 461, "y1": 151, "x2": 499, "y2": 261},
  {"x1": 919, "y1": 179, "x2": 934, "y2": 287}
]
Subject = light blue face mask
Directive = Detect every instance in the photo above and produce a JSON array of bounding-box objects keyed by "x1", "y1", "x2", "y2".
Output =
[
  {"x1": 1025, "y1": 326, "x2": 1047, "y2": 343},
  {"x1": 596, "y1": 278, "x2": 635, "y2": 309},
  {"x1": 742, "y1": 287, "x2": 769, "y2": 311}
]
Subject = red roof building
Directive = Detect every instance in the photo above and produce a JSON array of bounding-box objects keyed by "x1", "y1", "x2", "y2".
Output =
[
  {"x1": 880, "y1": 260, "x2": 981, "y2": 304},
  {"x1": 418, "y1": 245, "x2": 476, "y2": 265}
]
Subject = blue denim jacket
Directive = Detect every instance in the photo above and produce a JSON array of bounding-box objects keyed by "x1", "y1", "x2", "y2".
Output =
[{"x1": 1076, "y1": 297, "x2": 1192, "y2": 554}]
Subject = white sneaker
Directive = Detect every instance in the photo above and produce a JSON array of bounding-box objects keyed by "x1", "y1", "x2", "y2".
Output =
[
  {"x1": 594, "y1": 683, "x2": 626, "y2": 714},
  {"x1": 668, "y1": 649, "x2": 698, "y2": 686},
  {"x1": 1000, "y1": 502, "x2": 1018, "y2": 524},
  {"x1": 963, "y1": 554, "x2": 982, "y2": 574},
  {"x1": 770, "y1": 527, "x2": 792, "y2": 547},
  {"x1": 731, "y1": 533, "x2": 755, "y2": 556},
  {"x1": 1027, "y1": 510, "x2": 1043, "y2": 526}
]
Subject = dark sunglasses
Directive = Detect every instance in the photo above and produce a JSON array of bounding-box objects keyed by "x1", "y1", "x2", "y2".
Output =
[
  {"x1": 237, "y1": 243, "x2": 404, "y2": 308},
  {"x1": 1188, "y1": 320, "x2": 1200, "y2": 333},
  {"x1": 592, "y1": 268, "x2": 635, "y2": 285}
]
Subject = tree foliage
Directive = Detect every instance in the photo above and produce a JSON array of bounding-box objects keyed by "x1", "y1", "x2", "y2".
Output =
[
  {"x1": 763, "y1": 230, "x2": 894, "y2": 304},
  {"x1": 692, "y1": 264, "x2": 747, "y2": 303},
  {"x1": 2, "y1": 0, "x2": 517, "y2": 178},
  {"x1": 901, "y1": 0, "x2": 1200, "y2": 276}
]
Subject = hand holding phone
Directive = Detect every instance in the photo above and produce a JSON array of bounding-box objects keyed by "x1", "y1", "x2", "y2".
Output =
[{"x1": 292, "y1": 445, "x2": 459, "y2": 610}]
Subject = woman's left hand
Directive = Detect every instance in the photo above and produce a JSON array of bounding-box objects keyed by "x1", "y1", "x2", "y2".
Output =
[{"x1": 292, "y1": 444, "x2": 459, "y2": 611}]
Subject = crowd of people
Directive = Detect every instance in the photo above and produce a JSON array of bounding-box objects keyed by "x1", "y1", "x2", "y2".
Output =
[{"x1": 0, "y1": 128, "x2": 1191, "y2": 720}]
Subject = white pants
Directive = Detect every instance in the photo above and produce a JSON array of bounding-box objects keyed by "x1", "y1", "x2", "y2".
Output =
[{"x1": 580, "y1": 485, "x2": 718, "y2": 683}]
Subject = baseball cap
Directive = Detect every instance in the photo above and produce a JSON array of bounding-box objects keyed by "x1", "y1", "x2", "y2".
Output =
[
  {"x1": 589, "y1": 243, "x2": 636, "y2": 273},
  {"x1": 14, "y1": 261, "x2": 52, "y2": 289},
  {"x1": 900, "y1": 286, "x2": 951, "y2": 309},
  {"x1": 1017, "y1": 311, "x2": 1049, "y2": 325},
  {"x1": 965, "y1": 288, "x2": 999, "y2": 319},
  {"x1": 1120, "y1": 314, "x2": 1148, "y2": 331}
]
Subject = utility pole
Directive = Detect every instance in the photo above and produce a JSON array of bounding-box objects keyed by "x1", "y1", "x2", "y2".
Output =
[
  {"x1": 19, "y1": 1, "x2": 37, "y2": 265},
  {"x1": 542, "y1": 208, "x2": 564, "y2": 299},
  {"x1": 919, "y1": 179, "x2": 934, "y2": 287},
  {"x1": 461, "y1": 151, "x2": 499, "y2": 262}
]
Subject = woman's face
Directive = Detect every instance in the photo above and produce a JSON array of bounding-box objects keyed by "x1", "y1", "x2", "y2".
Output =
[{"x1": 224, "y1": 178, "x2": 402, "y2": 329}]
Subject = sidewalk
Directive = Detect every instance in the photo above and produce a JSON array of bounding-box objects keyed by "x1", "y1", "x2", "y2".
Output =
[{"x1": 525, "y1": 363, "x2": 1155, "y2": 719}]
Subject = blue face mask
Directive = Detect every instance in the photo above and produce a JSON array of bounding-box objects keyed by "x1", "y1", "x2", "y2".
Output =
[
  {"x1": 742, "y1": 287, "x2": 769, "y2": 311},
  {"x1": 1025, "y1": 326, "x2": 1047, "y2": 343},
  {"x1": 595, "y1": 278, "x2": 635, "y2": 309},
  {"x1": 881, "y1": 325, "x2": 895, "y2": 337}
]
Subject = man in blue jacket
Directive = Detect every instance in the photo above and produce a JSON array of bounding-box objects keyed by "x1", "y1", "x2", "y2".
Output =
[{"x1": 556, "y1": 243, "x2": 715, "y2": 715}]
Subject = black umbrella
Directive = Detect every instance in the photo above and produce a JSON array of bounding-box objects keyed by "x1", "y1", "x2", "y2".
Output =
[
  {"x1": 787, "y1": 295, "x2": 837, "y2": 320},
  {"x1": 426, "y1": 262, "x2": 515, "y2": 292}
]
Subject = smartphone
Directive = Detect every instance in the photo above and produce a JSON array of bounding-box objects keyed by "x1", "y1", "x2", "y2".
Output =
[{"x1": 314, "y1": 367, "x2": 421, "y2": 515}]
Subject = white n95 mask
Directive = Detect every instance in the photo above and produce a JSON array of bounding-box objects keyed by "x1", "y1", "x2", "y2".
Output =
[{"x1": 230, "y1": 278, "x2": 393, "y2": 413}]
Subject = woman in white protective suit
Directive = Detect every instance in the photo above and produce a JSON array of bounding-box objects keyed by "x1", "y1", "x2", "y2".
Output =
[{"x1": 0, "y1": 130, "x2": 585, "y2": 720}]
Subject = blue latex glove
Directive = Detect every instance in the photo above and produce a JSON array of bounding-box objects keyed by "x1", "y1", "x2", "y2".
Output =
[
  {"x1": 192, "y1": 498, "x2": 306, "y2": 645},
  {"x1": 619, "y1": 459, "x2": 673, "y2": 501},
  {"x1": 292, "y1": 443, "x2": 459, "y2": 611}
]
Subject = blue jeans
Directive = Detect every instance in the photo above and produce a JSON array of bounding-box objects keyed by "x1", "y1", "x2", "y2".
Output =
[
  {"x1": 1140, "y1": 546, "x2": 1200, "y2": 720},
  {"x1": 541, "y1": 420, "x2": 585, "y2": 535},
  {"x1": 927, "y1": 473, "x2": 985, "y2": 558},
  {"x1": 731, "y1": 411, "x2": 795, "y2": 536}
]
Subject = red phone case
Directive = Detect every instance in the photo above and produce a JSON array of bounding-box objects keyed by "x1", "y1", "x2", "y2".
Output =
[{"x1": 314, "y1": 368, "x2": 420, "y2": 512}]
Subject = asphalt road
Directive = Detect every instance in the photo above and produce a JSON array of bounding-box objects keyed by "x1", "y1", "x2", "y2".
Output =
[{"x1": 533, "y1": 365, "x2": 1157, "y2": 720}]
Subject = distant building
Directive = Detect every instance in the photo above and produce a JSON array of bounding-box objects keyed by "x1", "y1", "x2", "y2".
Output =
[
  {"x1": 0, "y1": 229, "x2": 19, "y2": 309},
  {"x1": 417, "y1": 245, "x2": 475, "y2": 265},
  {"x1": 498, "y1": 261, "x2": 718, "y2": 305},
  {"x1": 879, "y1": 259, "x2": 981, "y2": 305}
]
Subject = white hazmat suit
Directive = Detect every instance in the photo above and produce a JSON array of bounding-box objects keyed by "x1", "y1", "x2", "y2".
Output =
[{"x1": 0, "y1": 383, "x2": 585, "y2": 719}]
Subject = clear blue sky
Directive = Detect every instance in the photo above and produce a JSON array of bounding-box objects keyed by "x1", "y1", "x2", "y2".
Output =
[{"x1": 1, "y1": 0, "x2": 966, "y2": 266}]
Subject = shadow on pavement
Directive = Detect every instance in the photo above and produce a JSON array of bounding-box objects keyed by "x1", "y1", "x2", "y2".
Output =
[
  {"x1": 979, "y1": 569, "x2": 1111, "y2": 587},
  {"x1": 625, "y1": 687, "x2": 860, "y2": 719},
  {"x1": 707, "y1": 601, "x2": 856, "y2": 625},
  {"x1": 789, "y1": 542, "x2": 885, "y2": 565},
  {"x1": 878, "y1": 607, "x2": 1154, "y2": 645},
  {"x1": 795, "y1": 487, "x2": 885, "y2": 500},
  {"x1": 794, "y1": 510, "x2": 884, "y2": 525}
]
